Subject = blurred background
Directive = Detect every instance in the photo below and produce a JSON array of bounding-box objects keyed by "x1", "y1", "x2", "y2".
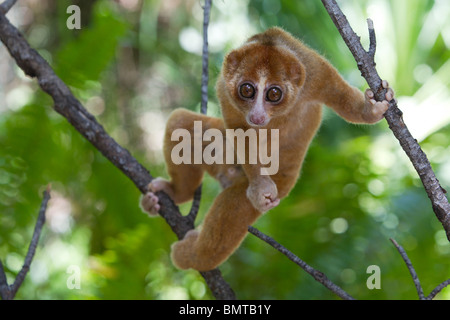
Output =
[{"x1": 0, "y1": 0, "x2": 449, "y2": 300}]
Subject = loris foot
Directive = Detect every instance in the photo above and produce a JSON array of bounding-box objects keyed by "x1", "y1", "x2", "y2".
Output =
[
  {"x1": 140, "y1": 192, "x2": 160, "y2": 216},
  {"x1": 139, "y1": 177, "x2": 172, "y2": 217},
  {"x1": 364, "y1": 80, "x2": 395, "y2": 123},
  {"x1": 171, "y1": 230, "x2": 201, "y2": 270},
  {"x1": 246, "y1": 177, "x2": 280, "y2": 213}
]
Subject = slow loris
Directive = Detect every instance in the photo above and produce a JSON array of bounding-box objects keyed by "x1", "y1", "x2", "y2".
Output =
[{"x1": 141, "y1": 27, "x2": 394, "y2": 271}]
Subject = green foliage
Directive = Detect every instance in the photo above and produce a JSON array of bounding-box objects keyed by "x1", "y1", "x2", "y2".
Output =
[
  {"x1": 0, "y1": 0, "x2": 449, "y2": 300},
  {"x1": 54, "y1": 9, "x2": 128, "y2": 90}
]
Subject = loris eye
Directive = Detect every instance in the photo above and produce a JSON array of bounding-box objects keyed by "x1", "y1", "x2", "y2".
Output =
[
  {"x1": 266, "y1": 87, "x2": 282, "y2": 103},
  {"x1": 239, "y1": 83, "x2": 255, "y2": 99}
]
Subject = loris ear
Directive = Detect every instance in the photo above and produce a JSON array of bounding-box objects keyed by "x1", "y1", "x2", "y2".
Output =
[
  {"x1": 224, "y1": 49, "x2": 243, "y2": 77},
  {"x1": 289, "y1": 61, "x2": 306, "y2": 87}
]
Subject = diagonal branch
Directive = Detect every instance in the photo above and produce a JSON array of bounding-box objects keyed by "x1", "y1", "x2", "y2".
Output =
[
  {"x1": 390, "y1": 238, "x2": 425, "y2": 299},
  {"x1": 248, "y1": 226, "x2": 354, "y2": 300},
  {"x1": 0, "y1": 5, "x2": 235, "y2": 300},
  {"x1": 321, "y1": 0, "x2": 450, "y2": 241},
  {"x1": 0, "y1": 260, "x2": 10, "y2": 300},
  {"x1": 0, "y1": 0, "x2": 17, "y2": 14},
  {"x1": 391, "y1": 238, "x2": 450, "y2": 300},
  {"x1": 426, "y1": 279, "x2": 450, "y2": 300},
  {"x1": 0, "y1": 186, "x2": 50, "y2": 300}
]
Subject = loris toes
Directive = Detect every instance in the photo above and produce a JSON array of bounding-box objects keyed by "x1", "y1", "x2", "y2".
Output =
[
  {"x1": 381, "y1": 80, "x2": 395, "y2": 101},
  {"x1": 365, "y1": 88, "x2": 374, "y2": 100},
  {"x1": 365, "y1": 80, "x2": 395, "y2": 103},
  {"x1": 140, "y1": 192, "x2": 160, "y2": 216},
  {"x1": 262, "y1": 193, "x2": 280, "y2": 213},
  {"x1": 264, "y1": 198, "x2": 280, "y2": 212}
]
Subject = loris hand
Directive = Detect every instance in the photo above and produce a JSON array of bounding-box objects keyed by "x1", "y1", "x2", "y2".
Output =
[
  {"x1": 363, "y1": 80, "x2": 395, "y2": 123},
  {"x1": 246, "y1": 177, "x2": 280, "y2": 213},
  {"x1": 140, "y1": 178, "x2": 173, "y2": 216}
]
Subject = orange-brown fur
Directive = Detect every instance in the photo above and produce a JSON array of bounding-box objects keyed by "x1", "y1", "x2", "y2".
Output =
[{"x1": 140, "y1": 27, "x2": 393, "y2": 271}]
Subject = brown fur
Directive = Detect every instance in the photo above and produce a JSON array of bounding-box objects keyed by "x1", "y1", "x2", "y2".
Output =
[{"x1": 140, "y1": 27, "x2": 393, "y2": 271}]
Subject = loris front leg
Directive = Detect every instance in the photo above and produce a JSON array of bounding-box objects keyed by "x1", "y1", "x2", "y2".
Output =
[{"x1": 322, "y1": 63, "x2": 395, "y2": 124}]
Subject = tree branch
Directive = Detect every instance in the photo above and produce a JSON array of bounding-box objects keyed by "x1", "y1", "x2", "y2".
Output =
[
  {"x1": 321, "y1": 0, "x2": 450, "y2": 241},
  {"x1": 187, "y1": 0, "x2": 212, "y2": 224},
  {"x1": 0, "y1": 261, "x2": 10, "y2": 300},
  {"x1": 0, "y1": 186, "x2": 50, "y2": 300},
  {"x1": 248, "y1": 226, "x2": 354, "y2": 300},
  {"x1": 390, "y1": 238, "x2": 425, "y2": 299},
  {"x1": 200, "y1": 0, "x2": 211, "y2": 116},
  {"x1": 427, "y1": 279, "x2": 450, "y2": 300},
  {"x1": 391, "y1": 238, "x2": 450, "y2": 300},
  {"x1": 0, "y1": 0, "x2": 17, "y2": 14},
  {"x1": 0, "y1": 7, "x2": 235, "y2": 300}
]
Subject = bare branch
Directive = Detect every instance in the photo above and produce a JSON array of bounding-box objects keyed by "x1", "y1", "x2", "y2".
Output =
[
  {"x1": 0, "y1": 9, "x2": 235, "y2": 300},
  {"x1": 200, "y1": 0, "x2": 211, "y2": 115},
  {"x1": 9, "y1": 186, "x2": 50, "y2": 296},
  {"x1": 426, "y1": 279, "x2": 450, "y2": 300},
  {"x1": 187, "y1": 0, "x2": 212, "y2": 223},
  {"x1": 391, "y1": 238, "x2": 450, "y2": 300},
  {"x1": 367, "y1": 19, "x2": 376, "y2": 59},
  {"x1": 0, "y1": 186, "x2": 50, "y2": 300},
  {"x1": 187, "y1": 185, "x2": 203, "y2": 224},
  {"x1": 321, "y1": 0, "x2": 450, "y2": 241},
  {"x1": 0, "y1": 260, "x2": 11, "y2": 300},
  {"x1": 390, "y1": 238, "x2": 425, "y2": 299},
  {"x1": 248, "y1": 226, "x2": 354, "y2": 300},
  {"x1": 0, "y1": 0, "x2": 17, "y2": 14}
]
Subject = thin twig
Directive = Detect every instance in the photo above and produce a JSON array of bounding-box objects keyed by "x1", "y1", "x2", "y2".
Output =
[
  {"x1": 187, "y1": 184, "x2": 203, "y2": 224},
  {"x1": 0, "y1": 186, "x2": 50, "y2": 300},
  {"x1": 10, "y1": 186, "x2": 50, "y2": 295},
  {"x1": 248, "y1": 226, "x2": 354, "y2": 300},
  {"x1": 0, "y1": 260, "x2": 11, "y2": 300},
  {"x1": 390, "y1": 238, "x2": 425, "y2": 300},
  {"x1": 426, "y1": 279, "x2": 450, "y2": 300},
  {"x1": 200, "y1": 0, "x2": 211, "y2": 115},
  {"x1": 391, "y1": 238, "x2": 450, "y2": 300},
  {"x1": 321, "y1": 0, "x2": 450, "y2": 241},
  {"x1": 187, "y1": 0, "x2": 212, "y2": 223},
  {"x1": 367, "y1": 19, "x2": 376, "y2": 59},
  {"x1": 0, "y1": 0, "x2": 17, "y2": 14}
]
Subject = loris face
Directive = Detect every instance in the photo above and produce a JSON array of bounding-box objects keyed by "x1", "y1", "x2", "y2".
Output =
[{"x1": 222, "y1": 43, "x2": 305, "y2": 127}]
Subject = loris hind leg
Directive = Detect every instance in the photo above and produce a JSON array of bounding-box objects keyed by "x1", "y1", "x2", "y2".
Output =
[
  {"x1": 140, "y1": 109, "x2": 237, "y2": 217},
  {"x1": 171, "y1": 177, "x2": 260, "y2": 271},
  {"x1": 140, "y1": 109, "x2": 210, "y2": 217},
  {"x1": 140, "y1": 170, "x2": 202, "y2": 216}
]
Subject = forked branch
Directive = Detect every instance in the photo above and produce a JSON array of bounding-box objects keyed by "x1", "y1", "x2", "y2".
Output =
[
  {"x1": 391, "y1": 239, "x2": 450, "y2": 300},
  {"x1": 321, "y1": 0, "x2": 450, "y2": 241},
  {"x1": 0, "y1": 186, "x2": 50, "y2": 300}
]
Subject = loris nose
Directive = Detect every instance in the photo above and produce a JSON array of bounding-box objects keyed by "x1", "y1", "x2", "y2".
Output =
[{"x1": 250, "y1": 114, "x2": 266, "y2": 125}]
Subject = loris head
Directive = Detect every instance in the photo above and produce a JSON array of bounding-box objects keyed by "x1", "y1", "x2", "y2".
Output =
[{"x1": 220, "y1": 36, "x2": 305, "y2": 127}]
